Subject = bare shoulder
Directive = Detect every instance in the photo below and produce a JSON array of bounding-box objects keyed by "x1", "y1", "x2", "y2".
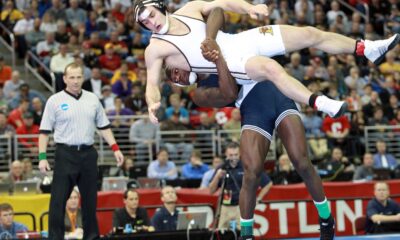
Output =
[
  {"x1": 144, "y1": 44, "x2": 158, "y2": 64},
  {"x1": 145, "y1": 40, "x2": 174, "y2": 60},
  {"x1": 174, "y1": 0, "x2": 206, "y2": 17}
]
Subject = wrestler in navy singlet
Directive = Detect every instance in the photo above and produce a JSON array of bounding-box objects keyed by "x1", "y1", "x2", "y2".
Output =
[{"x1": 198, "y1": 76, "x2": 300, "y2": 140}]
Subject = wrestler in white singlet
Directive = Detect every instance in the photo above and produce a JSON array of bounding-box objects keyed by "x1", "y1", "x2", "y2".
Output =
[{"x1": 152, "y1": 15, "x2": 286, "y2": 84}]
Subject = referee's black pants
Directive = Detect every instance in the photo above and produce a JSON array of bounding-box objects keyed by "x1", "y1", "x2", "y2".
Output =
[{"x1": 48, "y1": 144, "x2": 99, "y2": 240}]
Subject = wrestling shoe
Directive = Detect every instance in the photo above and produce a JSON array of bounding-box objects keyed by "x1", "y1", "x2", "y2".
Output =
[
  {"x1": 319, "y1": 215, "x2": 335, "y2": 240},
  {"x1": 239, "y1": 236, "x2": 254, "y2": 240},
  {"x1": 364, "y1": 34, "x2": 400, "y2": 65},
  {"x1": 315, "y1": 96, "x2": 347, "y2": 118}
]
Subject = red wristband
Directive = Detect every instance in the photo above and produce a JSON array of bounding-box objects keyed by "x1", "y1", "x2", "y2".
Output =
[{"x1": 111, "y1": 144, "x2": 120, "y2": 152}]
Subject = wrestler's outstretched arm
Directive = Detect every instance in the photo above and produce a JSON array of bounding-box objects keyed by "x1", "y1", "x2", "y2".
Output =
[
  {"x1": 178, "y1": 0, "x2": 268, "y2": 20},
  {"x1": 200, "y1": 0, "x2": 268, "y2": 19},
  {"x1": 145, "y1": 44, "x2": 164, "y2": 124}
]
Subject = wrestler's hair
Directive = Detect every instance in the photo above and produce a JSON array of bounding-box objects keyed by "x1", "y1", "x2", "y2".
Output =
[{"x1": 133, "y1": 0, "x2": 167, "y2": 30}]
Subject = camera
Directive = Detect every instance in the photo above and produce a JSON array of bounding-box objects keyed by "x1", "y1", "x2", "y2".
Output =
[{"x1": 220, "y1": 159, "x2": 232, "y2": 170}]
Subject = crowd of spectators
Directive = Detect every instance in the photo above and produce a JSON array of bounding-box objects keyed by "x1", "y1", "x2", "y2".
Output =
[
  {"x1": 0, "y1": 1, "x2": 400, "y2": 237},
  {"x1": 0, "y1": 0, "x2": 399, "y2": 190}
]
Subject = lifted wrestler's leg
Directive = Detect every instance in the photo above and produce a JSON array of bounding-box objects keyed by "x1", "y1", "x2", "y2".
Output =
[
  {"x1": 279, "y1": 25, "x2": 400, "y2": 65},
  {"x1": 245, "y1": 57, "x2": 346, "y2": 118}
]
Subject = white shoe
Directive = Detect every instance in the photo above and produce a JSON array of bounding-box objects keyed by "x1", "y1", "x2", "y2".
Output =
[
  {"x1": 364, "y1": 34, "x2": 400, "y2": 65},
  {"x1": 315, "y1": 96, "x2": 347, "y2": 118}
]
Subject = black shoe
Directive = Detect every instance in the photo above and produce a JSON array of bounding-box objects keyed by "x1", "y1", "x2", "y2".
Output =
[
  {"x1": 319, "y1": 215, "x2": 335, "y2": 240},
  {"x1": 239, "y1": 236, "x2": 255, "y2": 240}
]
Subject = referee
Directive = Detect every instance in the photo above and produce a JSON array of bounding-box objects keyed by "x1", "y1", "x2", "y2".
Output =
[{"x1": 38, "y1": 62, "x2": 124, "y2": 240}]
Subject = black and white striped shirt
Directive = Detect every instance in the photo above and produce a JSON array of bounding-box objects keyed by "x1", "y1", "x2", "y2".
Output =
[{"x1": 40, "y1": 90, "x2": 110, "y2": 145}]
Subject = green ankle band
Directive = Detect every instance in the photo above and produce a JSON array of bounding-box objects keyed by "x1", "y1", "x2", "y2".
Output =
[
  {"x1": 240, "y1": 219, "x2": 254, "y2": 227},
  {"x1": 315, "y1": 199, "x2": 331, "y2": 219}
]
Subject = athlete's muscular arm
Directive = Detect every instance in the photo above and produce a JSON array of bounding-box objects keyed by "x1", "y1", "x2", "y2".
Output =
[
  {"x1": 205, "y1": 7, "x2": 224, "y2": 40},
  {"x1": 193, "y1": 40, "x2": 238, "y2": 107},
  {"x1": 176, "y1": 1, "x2": 268, "y2": 24},
  {"x1": 200, "y1": 0, "x2": 268, "y2": 19},
  {"x1": 192, "y1": 87, "x2": 233, "y2": 108},
  {"x1": 201, "y1": 7, "x2": 238, "y2": 102},
  {"x1": 192, "y1": 49, "x2": 238, "y2": 107},
  {"x1": 145, "y1": 45, "x2": 164, "y2": 124},
  {"x1": 201, "y1": 7, "x2": 223, "y2": 62}
]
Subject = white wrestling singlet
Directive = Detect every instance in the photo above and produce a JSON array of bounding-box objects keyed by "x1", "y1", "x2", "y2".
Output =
[{"x1": 152, "y1": 14, "x2": 286, "y2": 84}]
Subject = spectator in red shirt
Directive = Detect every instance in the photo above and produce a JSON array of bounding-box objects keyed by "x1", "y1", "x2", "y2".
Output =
[
  {"x1": 99, "y1": 43, "x2": 122, "y2": 77},
  {"x1": 7, "y1": 98, "x2": 29, "y2": 129},
  {"x1": 16, "y1": 112, "x2": 39, "y2": 154},
  {"x1": 107, "y1": 31, "x2": 128, "y2": 56},
  {"x1": 111, "y1": 2, "x2": 125, "y2": 23},
  {"x1": 322, "y1": 114, "x2": 351, "y2": 151},
  {"x1": 389, "y1": 111, "x2": 400, "y2": 131},
  {"x1": 0, "y1": 56, "x2": 12, "y2": 87}
]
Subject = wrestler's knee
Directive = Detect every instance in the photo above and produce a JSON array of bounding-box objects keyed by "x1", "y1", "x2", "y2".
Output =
[
  {"x1": 241, "y1": 153, "x2": 264, "y2": 178},
  {"x1": 292, "y1": 156, "x2": 313, "y2": 175},
  {"x1": 242, "y1": 169, "x2": 259, "y2": 186},
  {"x1": 302, "y1": 26, "x2": 323, "y2": 45}
]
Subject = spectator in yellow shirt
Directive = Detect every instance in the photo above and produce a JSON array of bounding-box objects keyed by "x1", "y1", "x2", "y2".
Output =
[
  {"x1": 110, "y1": 62, "x2": 137, "y2": 84},
  {"x1": 379, "y1": 51, "x2": 400, "y2": 77},
  {"x1": 0, "y1": 1, "x2": 23, "y2": 28}
]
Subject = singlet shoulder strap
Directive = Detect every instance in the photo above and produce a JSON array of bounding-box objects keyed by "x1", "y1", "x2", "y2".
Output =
[{"x1": 171, "y1": 14, "x2": 205, "y2": 23}]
